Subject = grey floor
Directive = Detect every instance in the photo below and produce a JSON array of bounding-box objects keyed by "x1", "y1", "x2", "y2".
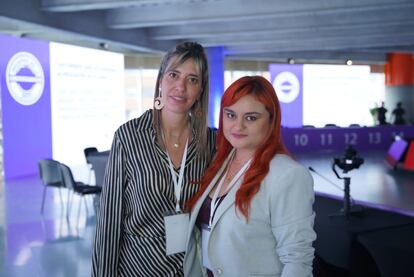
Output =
[
  {"x1": 1, "y1": 175, "x2": 96, "y2": 277},
  {"x1": 0, "y1": 150, "x2": 413, "y2": 277}
]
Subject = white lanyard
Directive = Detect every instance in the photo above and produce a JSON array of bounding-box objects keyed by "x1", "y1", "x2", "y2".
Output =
[
  {"x1": 166, "y1": 139, "x2": 189, "y2": 212},
  {"x1": 209, "y1": 156, "x2": 251, "y2": 227}
]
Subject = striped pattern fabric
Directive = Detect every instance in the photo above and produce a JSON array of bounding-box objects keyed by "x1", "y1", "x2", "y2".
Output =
[{"x1": 92, "y1": 110, "x2": 215, "y2": 277}]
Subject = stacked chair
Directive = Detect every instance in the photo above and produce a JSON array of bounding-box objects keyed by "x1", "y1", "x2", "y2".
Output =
[
  {"x1": 84, "y1": 147, "x2": 98, "y2": 184},
  {"x1": 38, "y1": 158, "x2": 102, "y2": 217}
]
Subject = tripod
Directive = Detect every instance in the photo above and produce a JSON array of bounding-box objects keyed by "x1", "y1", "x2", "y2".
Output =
[{"x1": 331, "y1": 162, "x2": 364, "y2": 218}]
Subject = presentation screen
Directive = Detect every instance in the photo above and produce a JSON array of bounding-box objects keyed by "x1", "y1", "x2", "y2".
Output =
[
  {"x1": 270, "y1": 64, "x2": 383, "y2": 127},
  {"x1": 50, "y1": 42, "x2": 125, "y2": 167}
]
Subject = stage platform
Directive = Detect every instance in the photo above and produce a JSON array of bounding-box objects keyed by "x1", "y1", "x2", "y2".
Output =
[{"x1": 296, "y1": 150, "x2": 414, "y2": 217}]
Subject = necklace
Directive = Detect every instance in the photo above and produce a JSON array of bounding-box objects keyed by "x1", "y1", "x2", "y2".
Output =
[
  {"x1": 161, "y1": 125, "x2": 190, "y2": 149},
  {"x1": 172, "y1": 130, "x2": 187, "y2": 148}
]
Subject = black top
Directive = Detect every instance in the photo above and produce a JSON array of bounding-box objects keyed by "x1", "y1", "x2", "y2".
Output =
[{"x1": 196, "y1": 194, "x2": 227, "y2": 277}]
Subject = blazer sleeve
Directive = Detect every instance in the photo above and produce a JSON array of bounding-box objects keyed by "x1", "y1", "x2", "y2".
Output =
[
  {"x1": 91, "y1": 131, "x2": 127, "y2": 277},
  {"x1": 269, "y1": 162, "x2": 316, "y2": 277}
]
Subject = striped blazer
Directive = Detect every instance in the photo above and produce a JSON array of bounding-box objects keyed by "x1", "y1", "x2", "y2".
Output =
[{"x1": 92, "y1": 110, "x2": 216, "y2": 277}]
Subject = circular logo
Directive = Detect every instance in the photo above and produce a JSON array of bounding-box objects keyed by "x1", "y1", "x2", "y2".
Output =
[
  {"x1": 272, "y1": 71, "x2": 300, "y2": 103},
  {"x1": 6, "y1": 52, "x2": 45, "y2": 106}
]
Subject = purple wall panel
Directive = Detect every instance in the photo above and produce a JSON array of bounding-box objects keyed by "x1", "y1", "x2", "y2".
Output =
[
  {"x1": 269, "y1": 64, "x2": 303, "y2": 127},
  {"x1": 0, "y1": 34, "x2": 52, "y2": 179}
]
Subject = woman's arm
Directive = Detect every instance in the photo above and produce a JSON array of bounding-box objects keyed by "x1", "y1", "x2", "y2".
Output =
[
  {"x1": 91, "y1": 132, "x2": 127, "y2": 277},
  {"x1": 269, "y1": 162, "x2": 316, "y2": 277}
]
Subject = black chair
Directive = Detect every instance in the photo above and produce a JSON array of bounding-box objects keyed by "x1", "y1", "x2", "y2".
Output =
[
  {"x1": 38, "y1": 159, "x2": 67, "y2": 214},
  {"x1": 59, "y1": 162, "x2": 102, "y2": 217},
  {"x1": 84, "y1": 147, "x2": 98, "y2": 183},
  {"x1": 87, "y1": 154, "x2": 109, "y2": 187}
]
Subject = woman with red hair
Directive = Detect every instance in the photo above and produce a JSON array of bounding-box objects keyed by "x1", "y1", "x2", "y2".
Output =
[{"x1": 184, "y1": 76, "x2": 316, "y2": 276}]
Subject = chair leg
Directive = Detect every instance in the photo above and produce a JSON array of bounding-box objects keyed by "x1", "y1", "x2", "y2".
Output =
[
  {"x1": 84, "y1": 197, "x2": 89, "y2": 216},
  {"x1": 66, "y1": 190, "x2": 72, "y2": 218},
  {"x1": 41, "y1": 186, "x2": 47, "y2": 214},
  {"x1": 68, "y1": 190, "x2": 74, "y2": 218},
  {"x1": 77, "y1": 195, "x2": 82, "y2": 221},
  {"x1": 59, "y1": 188, "x2": 64, "y2": 214}
]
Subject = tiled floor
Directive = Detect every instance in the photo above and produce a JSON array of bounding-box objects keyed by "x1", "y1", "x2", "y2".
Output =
[
  {"x1": 1, "y1": 174, "x2": 96, "y2": 277},
  {"x1": 0, "y1": 150, "x2": 413, "y2": 276}
]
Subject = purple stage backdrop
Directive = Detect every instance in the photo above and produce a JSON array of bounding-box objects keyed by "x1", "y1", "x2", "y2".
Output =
[
  {"x1": 0, "y1": 34, "x2": 52, "y2": 179},
  {"x1": 269, "y1": 64, "x2": 303, "y2": 127}
]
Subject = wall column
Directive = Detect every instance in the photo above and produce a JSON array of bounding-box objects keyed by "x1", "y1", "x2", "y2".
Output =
[{"x1": 206, "y1": 47, "x2": 224, "y2": 128}]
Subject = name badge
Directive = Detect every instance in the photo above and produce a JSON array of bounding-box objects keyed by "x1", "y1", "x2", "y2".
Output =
[
  {"x1": 164, "y1": 212, "x2": 190, "y2": 255},
  {"x1": 201, "y1": 224, "x2": 212, "y2": 270}
]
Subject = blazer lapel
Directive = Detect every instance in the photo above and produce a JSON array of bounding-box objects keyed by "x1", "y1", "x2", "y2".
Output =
[
  {"x1": 189, "y1": 172, "x2": 220, "y2": 229},
  {"x1": 209, "y1": 178, "x2": 242, "y2": 228},
  {"x1": 187, "y1": 150, "x2": 235, "y2": 240}
]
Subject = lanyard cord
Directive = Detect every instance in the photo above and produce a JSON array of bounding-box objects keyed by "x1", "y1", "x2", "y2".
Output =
[
  {"x1": 209, "y1": 156, "x2": 252, "y2": 227},
  {"x1": 165, "y1": 139, "x2": 189, "y2": 213}
]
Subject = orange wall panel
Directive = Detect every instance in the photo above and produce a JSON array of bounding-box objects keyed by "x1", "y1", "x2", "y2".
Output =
[{"x1": 385, "y1": 53, "x2": 414, "y2": 86}]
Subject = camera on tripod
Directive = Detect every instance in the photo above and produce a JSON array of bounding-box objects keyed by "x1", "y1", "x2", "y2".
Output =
[
  {"x1": 330, "y1": 145, "x2": 365, "y2": 217},
  {"x1": 333, "y1": 145, "x2": 364, "y2": 173}
]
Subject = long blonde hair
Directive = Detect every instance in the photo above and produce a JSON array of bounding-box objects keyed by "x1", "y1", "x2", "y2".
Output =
[{"x1": 153, "y1": 42, "x2": 211, "y2": 160}]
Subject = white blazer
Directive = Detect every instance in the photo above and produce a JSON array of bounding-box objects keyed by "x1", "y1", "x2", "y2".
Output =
[{"x1": 183, "y1": 154, "x2": 316, "y2": 277}]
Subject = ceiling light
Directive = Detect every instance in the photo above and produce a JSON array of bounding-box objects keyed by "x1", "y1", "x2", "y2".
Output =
[{"x1": 99, "y1": 42, "x2": 109, "y2": 50}]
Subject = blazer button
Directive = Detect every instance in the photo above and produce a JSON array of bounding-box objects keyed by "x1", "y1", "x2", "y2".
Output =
[{"x1": 216, "y1": 268, "x2": 223, "y2": 275}]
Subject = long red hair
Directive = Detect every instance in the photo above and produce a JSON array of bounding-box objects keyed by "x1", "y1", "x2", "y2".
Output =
[{"x1": 187, "y1": 76, "x2": 288, "y2": 219}]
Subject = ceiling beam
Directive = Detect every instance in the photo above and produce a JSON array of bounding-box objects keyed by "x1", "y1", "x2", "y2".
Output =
[
  {"x1": 226, "y1": 51, "x2": 388, "y2": 64},
  {"x1": 1, "y1": 0, "x2": 413, "y2": 64},
  {"x1": 40, "y1": 0, "x2": 189, "y2": 12},
  {"x1": 225, "y1": 34, "x2": 414, "y2": 54},
  {"x1": 149, "y1": 6, "x2": 414, "y2": 40},
  {"x1": 107, "y1": 0, "x2": 414, "y2": 28},
  {"x1": 0, "y1": 0, "x2": 175, "y2": 52},
  {"x1": 195, "y1": 22, "x2": 414, "y2": 47}
]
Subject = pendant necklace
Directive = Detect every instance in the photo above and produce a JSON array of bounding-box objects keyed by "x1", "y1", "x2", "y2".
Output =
[{"x1": 162, "y1": 125, "x2": 189, "y2": 149}]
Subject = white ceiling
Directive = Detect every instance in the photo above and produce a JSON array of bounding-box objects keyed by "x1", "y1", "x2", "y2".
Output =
[{"x1": 1, "y1": 0, "x2": 414, "y2": 64}]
